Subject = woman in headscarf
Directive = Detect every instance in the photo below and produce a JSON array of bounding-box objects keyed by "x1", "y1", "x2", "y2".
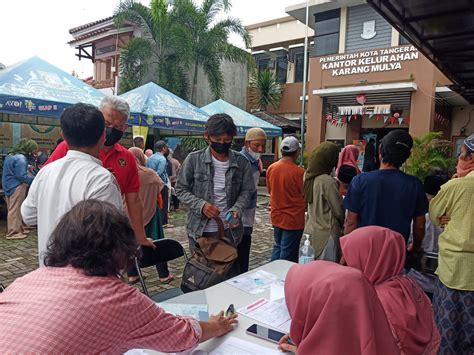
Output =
[
  {"x1": 1, "y1": 139, "x2": 38, "y2": 239},
  {"x1": 336, "y1": 144, "x2": 360, "y2": 176},
  {"x1": 278, "y1": 261, "x2": 399, "y2": 355},
  {"x1": 303, "y1": 142, "x2": 344, "y2": 261},
  {"x1": 341, "y1": 226, "x2": 440, "y2": 354},
  {"x1": 429, "y1": 134, "x2": 474, "y2": 354},
  {"x1": 128, "y1": 147, "x2": 174, "y2": 284}
]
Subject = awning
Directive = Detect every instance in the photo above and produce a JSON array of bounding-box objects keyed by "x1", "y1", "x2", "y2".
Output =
[
  {"x1": 313, "y1": 82, "x2": 417, "y2": 97},
  {"x1": 0, "y1": 56, "x2": 105, "y2": 118},
  {"x1": 120, "y1": 82, "x2": 209, "y2": 132},
  {"x1": 201, "y1": 99, "x2": 282, "y2": 137},
  {"x1": 367, "y1": 0, "x2": 474, "y2": 103}
]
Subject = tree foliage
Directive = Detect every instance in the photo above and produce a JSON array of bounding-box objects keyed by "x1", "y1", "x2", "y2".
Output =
[
  {"x1": 115, "y1": 0, "x2": 251, "y2": 100},
  {"x1": 248, "y1": 69, "x2": 283, "y2": 111},
  {"x1": 404, "y1": 131, "x2": 456, "y2": 181}
]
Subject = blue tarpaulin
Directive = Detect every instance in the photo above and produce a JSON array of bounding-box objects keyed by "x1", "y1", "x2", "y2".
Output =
[
  {"x1": 120, "y1": 82, "x2": 209, "y2": 132},
  {"x1": 201, "y1": 99, "x2": 282, "y2": 137},
  {"x1": 0, "y1": 56, "x2": 105, "y2": 118}
]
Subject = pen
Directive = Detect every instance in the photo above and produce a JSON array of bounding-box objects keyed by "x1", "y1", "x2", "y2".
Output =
[{"x1": 225, "y1": 304, "x2": 234, "y2": 317}]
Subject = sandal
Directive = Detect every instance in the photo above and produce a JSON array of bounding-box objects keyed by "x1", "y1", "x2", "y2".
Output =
[{"x1": 159, "y1": 274, "x2": 175, "y2": 284}]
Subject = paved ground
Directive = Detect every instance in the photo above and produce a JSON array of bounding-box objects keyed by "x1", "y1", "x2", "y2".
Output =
[{"x1": 0, "y1": 190, "x2": 275, "y2": 296}]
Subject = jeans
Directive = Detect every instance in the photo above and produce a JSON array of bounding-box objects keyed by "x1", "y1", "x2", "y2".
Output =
[{"x1": 271, "y1": 227, "x2": 303, "y2": 263}]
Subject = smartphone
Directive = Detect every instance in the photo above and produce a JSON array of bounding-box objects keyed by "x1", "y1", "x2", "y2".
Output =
[{"x1": 245, "y1": 324, "x2": 287, "y2": 344}]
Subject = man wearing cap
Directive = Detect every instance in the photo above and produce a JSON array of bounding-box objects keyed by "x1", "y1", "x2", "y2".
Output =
[
  {"x1": 344, "y1": 129, "x2": 428, "y2": 252},
  {"x1": 266, "y1": 136, "x2": 305, "y2": 262},
  {"x1": 239, "y1": 128, "x2": 267, "y2": 272},
  {"x1": 147, "y1": 140, "x2": 172, "y2": 228}
]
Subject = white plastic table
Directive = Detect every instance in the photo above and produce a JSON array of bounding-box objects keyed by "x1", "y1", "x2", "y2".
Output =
[{"x1": 147, "y1": 259, "x2": 295, "y2": 354}]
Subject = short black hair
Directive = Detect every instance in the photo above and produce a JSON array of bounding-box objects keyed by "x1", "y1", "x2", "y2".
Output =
[
  {"x1": 424, "y1": 171, "x2": 449, "y2": 196},
  {"x1": 380, "y1": 130, "x2": 413, "y2": 168},
  {"x1": 282, "y1": 150, "x2": 299, "y2": 157},
  {"x1": 60, "y1": 103, "x2": 105, "y2": 148},
  {"x1": 133, "y1": 136, "x2": 144, "y2": 146},
  {"x1": 205, "y1": 113, "x2": 237, "y2": 137},
  {"x1": 43, "y1": 200, "x2": 139, "y2": 277},
  {"x1": 338, "y1": 165, "x2": 358, "y2": 184},
  {"x1": 155, "y1": 140, "x2": 167, "y2": 152}
]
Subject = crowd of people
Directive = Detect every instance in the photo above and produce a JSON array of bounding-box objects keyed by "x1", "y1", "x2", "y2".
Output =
[{"x1": 0, "y1": 93, "x2": 472, "y2": 354}]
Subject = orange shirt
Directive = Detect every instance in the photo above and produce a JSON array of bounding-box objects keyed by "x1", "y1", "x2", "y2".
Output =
[{"x1": 266, "y1": 159, "x2": 305, "y2": 230}]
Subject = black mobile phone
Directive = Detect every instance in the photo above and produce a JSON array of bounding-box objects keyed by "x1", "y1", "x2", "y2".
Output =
[{"x1": 245, "y1": 324, "x2": 288, "y2": 344}]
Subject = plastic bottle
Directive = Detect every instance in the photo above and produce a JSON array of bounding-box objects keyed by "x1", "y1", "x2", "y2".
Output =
[{"x1": 299, "y1": 234, "x2": 315, "y2": 264}]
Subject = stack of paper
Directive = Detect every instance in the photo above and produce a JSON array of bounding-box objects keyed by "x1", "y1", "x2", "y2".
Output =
[
  {"x1": 237, "y1": 298, "x2": 292, "y2": 333},
  {"x1": 226, "y1": 270, "x2": 283, "y2": 294},
  {"x1": 210, "y1": 336, "x2": 280, "y2": 355},
  {"x1": 157, "y1": 303, "x2": 209, "y2": 321}
]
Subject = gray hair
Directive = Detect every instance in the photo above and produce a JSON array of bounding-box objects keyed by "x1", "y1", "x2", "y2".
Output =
[{"x1": 99, "y1": 96, "x2": 130, "y2": 119}]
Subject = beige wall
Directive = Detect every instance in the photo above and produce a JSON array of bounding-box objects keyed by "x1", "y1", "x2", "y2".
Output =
[
  {"x1": 248, "y1": 18, "x2": 314, "y2": 49},
  {"x1": 451, "y1": 105, "x2": 474, "y2": 137}
]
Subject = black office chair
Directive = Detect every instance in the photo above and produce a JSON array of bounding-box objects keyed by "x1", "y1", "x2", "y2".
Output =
[{"x1": 135, "y1": 239, "x2": 188, "y2": 302}]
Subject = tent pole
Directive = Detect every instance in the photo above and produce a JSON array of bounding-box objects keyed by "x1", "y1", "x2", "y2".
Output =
[{"x1": 300, "y1": 0, "x2": 310, "y2": 165}]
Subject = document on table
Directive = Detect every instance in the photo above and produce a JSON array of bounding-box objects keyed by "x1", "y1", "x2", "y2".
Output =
[
  {"x1": 209, "y1": 336, "x2": 281, "y2": 355},
  {"x1": 226, "y1": 270, "x2": 282, "y2": 294},
  {"x1": 237, "y1": 298, "x2": 292, "y2": 333},
  {"x1": 156, "y1": 303, "x2": 209, "y2": 321}
]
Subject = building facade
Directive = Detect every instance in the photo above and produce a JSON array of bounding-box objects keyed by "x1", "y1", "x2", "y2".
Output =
[
  {"x1": 68, "y1": 17, "x2": 248, "y2": 109},
  {"x1": 247, "y1": 0, "x2": 473, "y2": 153}
]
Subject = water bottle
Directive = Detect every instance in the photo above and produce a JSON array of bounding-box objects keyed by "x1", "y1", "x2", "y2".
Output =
[{"x1": 299, "y1": 234, "x2": 315, "y2": 264}]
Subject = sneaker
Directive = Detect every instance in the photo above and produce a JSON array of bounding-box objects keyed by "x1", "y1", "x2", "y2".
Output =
[{"x1": 6, "y1": 233, "x2": 28, "y2": 240}]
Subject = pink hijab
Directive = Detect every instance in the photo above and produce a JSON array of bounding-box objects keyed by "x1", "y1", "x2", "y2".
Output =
[
  {"x1": 336, "y1": 144, "x2": 360, "y2": 175},
  {"x1": 285, "y1": 261, "x2": 399, "y2": 355},
  {"x1": 341, "y1": 227, "x2": 440, "y2": 354}
]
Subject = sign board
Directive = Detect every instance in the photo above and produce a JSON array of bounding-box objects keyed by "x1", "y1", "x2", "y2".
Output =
[
  {"x1": 320, "y1": 46, "x2": 419, "y2": 77},
  {"x1": 0, "y1": 123, "x2": 13, "y2": 148},
  {"x1": 21, "y1": 124, "x2": 62, "y2": 150}
]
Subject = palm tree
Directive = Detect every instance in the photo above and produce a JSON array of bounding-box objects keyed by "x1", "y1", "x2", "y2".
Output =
[
  {"x1": 118, "y1": 37, "x2": 152, "y2": 94},
  {"x1": 115, "y1": 0, "x2": 192, "y2": 97},
  {"x1": 172, "y1": 0, "x2": 252, "y2": 104},
  {"x1": 248, "y1": 69, "x2": 283, "y2": 111}
]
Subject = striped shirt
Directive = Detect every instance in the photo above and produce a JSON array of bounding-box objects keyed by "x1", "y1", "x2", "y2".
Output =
[{"x1": 204, "y1": 156, "x2": 229, "y2": 232}]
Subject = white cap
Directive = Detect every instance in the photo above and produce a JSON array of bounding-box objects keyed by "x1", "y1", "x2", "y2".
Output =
[{"x1": 280, "y1": 136, "x2": 302, "y2": 153}]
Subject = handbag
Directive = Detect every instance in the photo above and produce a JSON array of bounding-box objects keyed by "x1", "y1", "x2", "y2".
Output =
[{"x1": 181, "y1": 218, "x2": 240, "y2": 292}]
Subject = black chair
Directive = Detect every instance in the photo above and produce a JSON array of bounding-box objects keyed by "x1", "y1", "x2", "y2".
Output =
[{"x1": 135, "y1": 239, "x2": 188, "y2": 302}]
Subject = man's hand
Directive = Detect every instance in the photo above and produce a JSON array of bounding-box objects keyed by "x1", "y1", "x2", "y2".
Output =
[
  {"x1": 199, "y1": 311, "x2": 238, "y2": 342},
  {"x1": 439, "y1": 215, "x2": 450, "y2": 226},
  {"x1": 202, "y1": 203, "x2": 220, "y2": 219},
  {"x1": 278, "y1": 333, "x2": 297, "y2": 353}
]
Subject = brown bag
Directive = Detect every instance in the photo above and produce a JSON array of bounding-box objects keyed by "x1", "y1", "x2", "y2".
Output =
[{"x1": 181, "y1": 218, "x2": 240, "y2": 292}]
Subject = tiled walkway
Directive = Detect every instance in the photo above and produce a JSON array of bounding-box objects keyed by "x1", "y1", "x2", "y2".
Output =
[{"x1": 0, "y1": 193, "x2": 275, "y2": 296}]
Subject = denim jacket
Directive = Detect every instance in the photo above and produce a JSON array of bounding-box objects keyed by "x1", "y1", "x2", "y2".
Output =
[
  {"x1": 176, "y1": 147, "x2": 255, "y2": 243},
  {"x1": 2, "y1": 154, "x2": 34, "y2": 196}
]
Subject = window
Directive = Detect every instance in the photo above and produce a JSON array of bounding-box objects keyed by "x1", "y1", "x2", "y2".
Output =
[
  {"x1": 258, "y1": 57, "x2": 270, "y2": 73},
  {"x1": 399, "y1": 35, "x2": 411, "y2": 45},
  {"x1": 294, "y1": 52, "x2": 309, "y2": 83},
  {"x1": 276, "y1": 56, "x2": 287, "y2": 84},
  {"x1": 314, "y1": 9, "x2": 340, "y2": 56}
]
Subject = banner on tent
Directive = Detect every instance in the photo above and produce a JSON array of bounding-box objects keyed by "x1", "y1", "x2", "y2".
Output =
[{"x1": 0, "y1": 95, "x2": 68, "y2": 118}]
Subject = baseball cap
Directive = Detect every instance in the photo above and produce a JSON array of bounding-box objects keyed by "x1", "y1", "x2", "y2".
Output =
[{"x1": 281, "y1": 136, "x2": 302, "y2": 153}]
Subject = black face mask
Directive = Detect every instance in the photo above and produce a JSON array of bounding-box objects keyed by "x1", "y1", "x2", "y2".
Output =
[
  {"x1": 210, "y1": 141, "x2": 232, "y2": 155},
  {"x1": 104, "y1": 127, "x2": 124, "y2": 146}
]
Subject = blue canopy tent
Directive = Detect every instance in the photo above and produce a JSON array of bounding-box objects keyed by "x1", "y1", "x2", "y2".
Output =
[
  {"x1": 201, "y1": 99, "x2": 282, "y2": 137},
  {"x1": 0, "y1": 56, "x2": 105, "y2": 119},
  {"x1": 120, "y1": 82, "x2": 209, "y2": 132}
]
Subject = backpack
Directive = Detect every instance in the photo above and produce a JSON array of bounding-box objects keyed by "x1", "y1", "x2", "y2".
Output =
[{"x1": 181, "y1": 218, "x2": 240, "y2": 292}]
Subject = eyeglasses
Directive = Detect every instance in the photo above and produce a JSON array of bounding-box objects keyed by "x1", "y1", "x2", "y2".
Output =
[{"x1": 106, "y1": 122, "x2": 128, "y2": 131}]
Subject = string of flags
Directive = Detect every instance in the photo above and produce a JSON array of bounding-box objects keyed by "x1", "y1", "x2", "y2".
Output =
[{"x1": 326, "y1": 112, "x2": 411, "y2": 127}]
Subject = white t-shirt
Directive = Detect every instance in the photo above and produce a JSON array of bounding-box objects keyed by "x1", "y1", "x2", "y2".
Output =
[
  {"x1": 21, "y1": 150, "x2": 123, "y2": 266},
  {"x1": 204, "y1": 156, "x2": 229, "y2": 233}
]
